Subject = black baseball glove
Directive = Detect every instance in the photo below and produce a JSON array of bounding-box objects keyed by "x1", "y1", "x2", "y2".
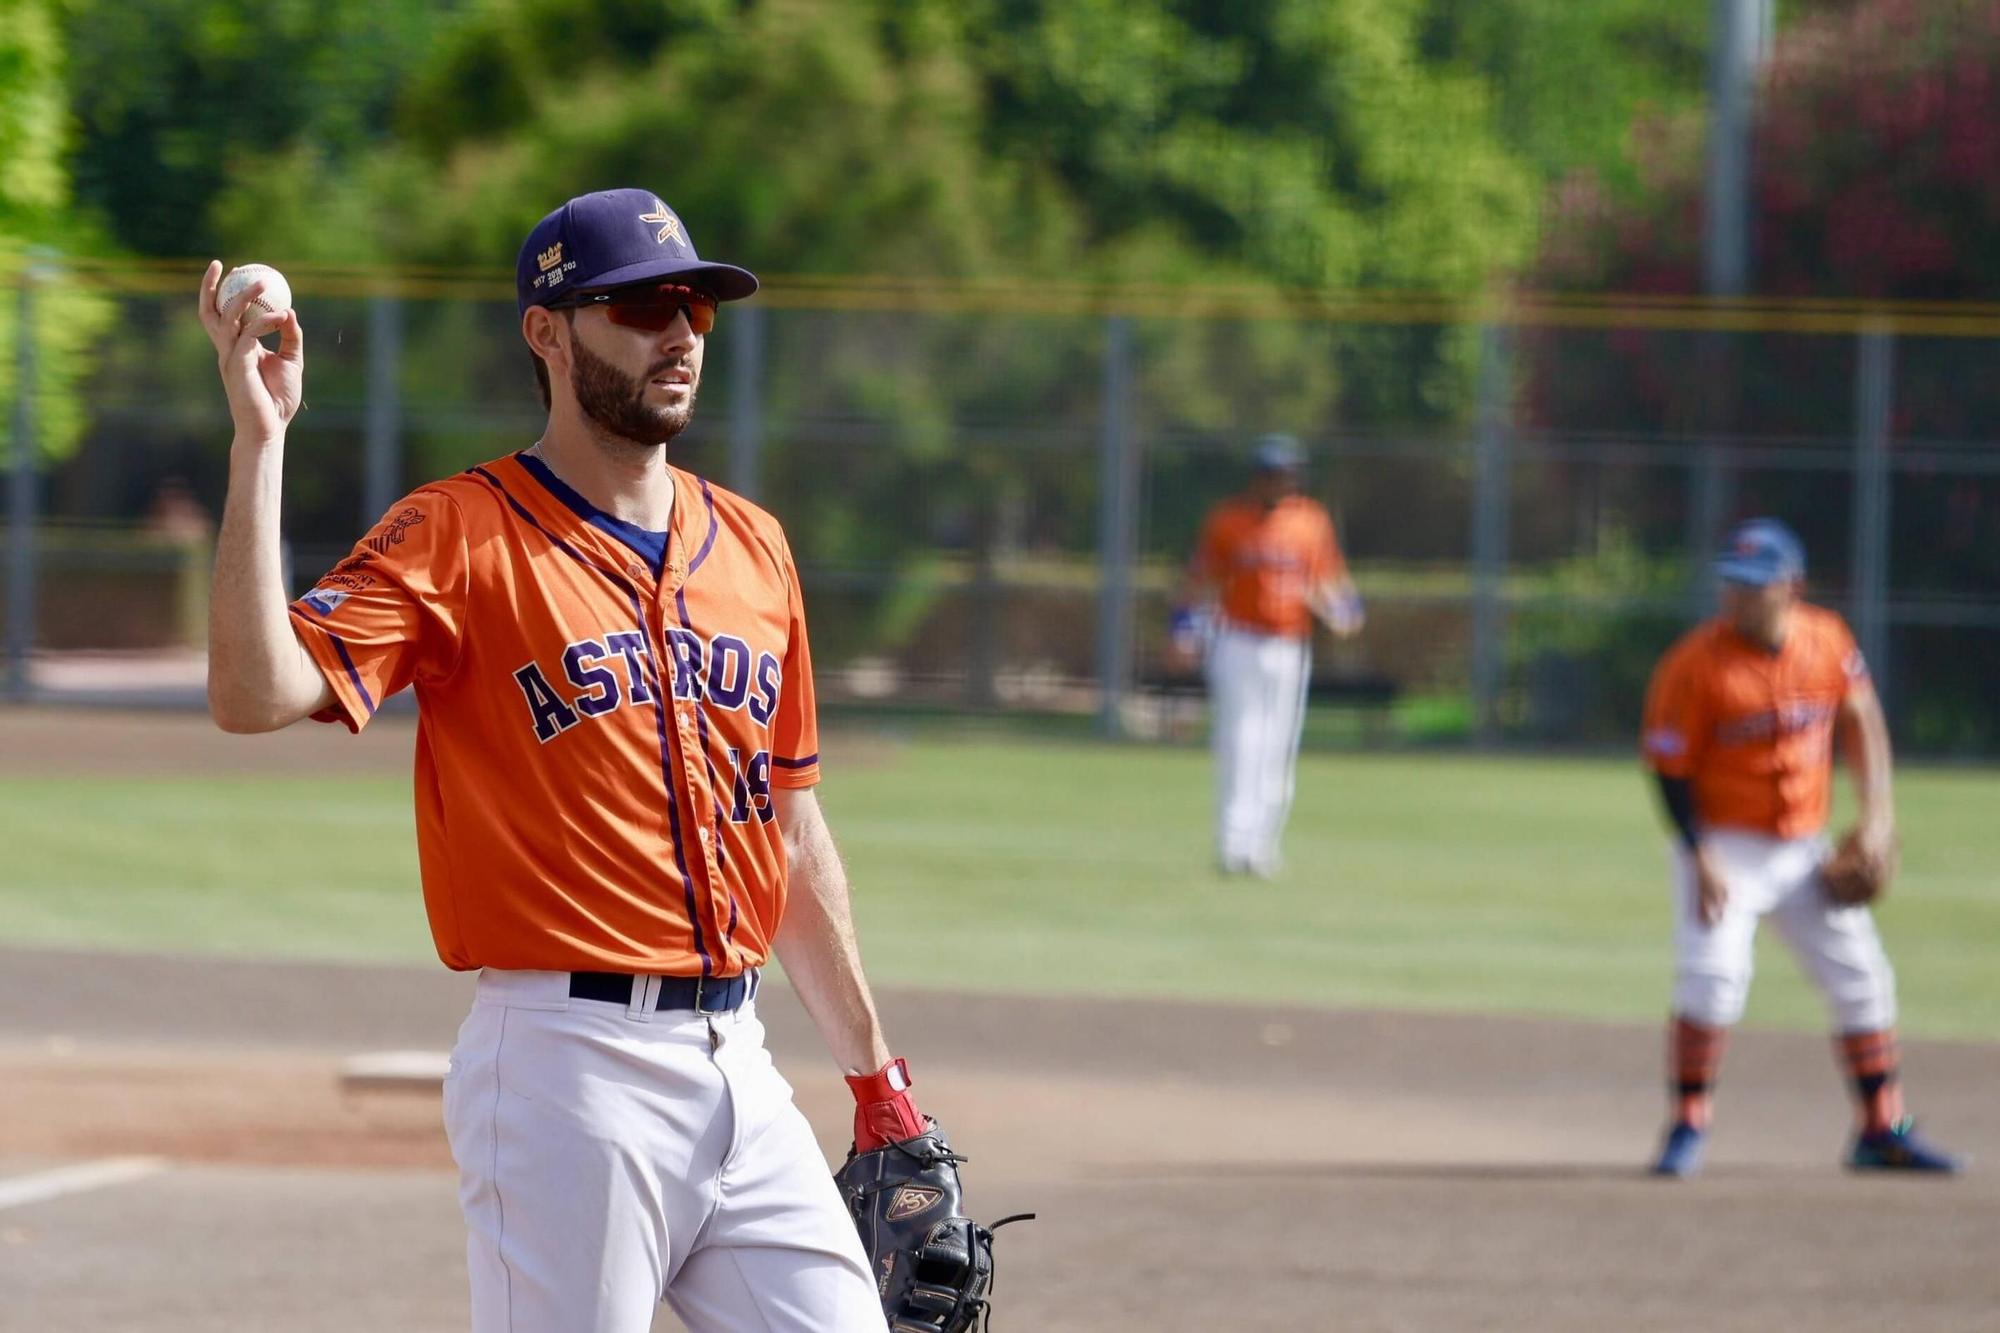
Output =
[{"x1": 832, "y1": 1120, "x2": 1032, "y2": 1332}]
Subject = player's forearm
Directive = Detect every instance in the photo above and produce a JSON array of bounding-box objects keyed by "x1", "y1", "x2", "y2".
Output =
[
  {"x1": 772, "y1": 790, "x2": 894, "y2": 1076},
  {"x1": 1310, "y1": 577, "x2": 1364, "y2": 634},
  {"x1": 207, "y1": 438, "x2": 325, "y2": 732},
  {"x1": 1653, "y1": 772, "x2": 1701, "y2": 849},
  {"x1": 1842, "y1": 697, "x2": 1896, "y2": 834}
]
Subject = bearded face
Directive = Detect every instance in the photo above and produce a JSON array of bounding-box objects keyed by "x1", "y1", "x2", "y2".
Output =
[{"x1": 568, "y1": 332, "x2": 699, "y2": 447}]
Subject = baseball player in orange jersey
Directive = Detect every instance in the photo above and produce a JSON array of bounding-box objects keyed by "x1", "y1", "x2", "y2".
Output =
[
  {"x1": 1641, "y1": 519, "x2": 1960, "y2": 1178},
  {"x1": 199, "y1": 189, "x2": 935, "y2": 1330},
  {"x1": 1171, "y1": 434, "x2": 1363, "y2": 878}
]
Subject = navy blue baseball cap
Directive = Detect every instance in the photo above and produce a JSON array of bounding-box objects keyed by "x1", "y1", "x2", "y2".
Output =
[
  {"x1": 1252, "y1": 433, "x2": 1306, "y2": 472},
  {"x1": 516, "y1": 188, "x2": 758, "y2": 313},
  {"x1": 1715, "y1": 518, "x2": 1806, "y2": 586}
]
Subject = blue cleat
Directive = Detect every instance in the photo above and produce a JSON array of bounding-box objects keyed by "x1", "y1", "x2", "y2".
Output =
[
  {"x1": 1651, "y1": 1122, "x2": 1707, "y2": 1178},
  {"x1": 1847, "y1": 1118, "x2": 1963, "y2": 1174}
]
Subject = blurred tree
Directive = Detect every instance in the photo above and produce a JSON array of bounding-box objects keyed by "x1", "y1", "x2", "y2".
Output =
[
  {"x1": 120, "y1": 0, "x2": 1553, "y2": 664},
  {"x1": 63, "y1": 0, "x2": 463, "y2": 256},
  {"x1": 1, "y1": 0, "x2": 113, "y2": 463},
  {"x1": 205, "y1": 0, "x2": 1539, "y2": 293},
  {"x1": 975, "y1": 0, "x2": 1536, "y2": 291},
  {"x1": 0, "y1": 0, "x2": 72, "y2": 225},
  {"x1": 1530, "y1": 0, "x2": 2000, "y2": 464},
  {"x1": 1419, "y1": 0, "x2": 1709, "y2": 196}
]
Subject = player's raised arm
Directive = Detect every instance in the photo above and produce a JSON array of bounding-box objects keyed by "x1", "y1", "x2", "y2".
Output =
[{"x1": 196, "y1": 261, "x2": 333, "y2": 732}]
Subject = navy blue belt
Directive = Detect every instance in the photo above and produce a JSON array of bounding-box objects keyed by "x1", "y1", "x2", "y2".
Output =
[{"x1": 568, "y1": 970, "x2": 756, "y2": 1014}]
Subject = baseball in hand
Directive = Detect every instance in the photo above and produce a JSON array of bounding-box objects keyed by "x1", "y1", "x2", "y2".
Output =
[{"x1": 216, "y1": 263, "x2": 293, "y2": 320}]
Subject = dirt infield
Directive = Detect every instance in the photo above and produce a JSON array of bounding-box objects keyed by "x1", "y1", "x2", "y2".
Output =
[
  {"x1": 4, "y1": 709, "x2": 1997, "y2": 1328},
  {"x1": 1, "y1": 947, "x2": 1996, "y2": 1332},
  {"x1": 0, "y1": 701, "x2": 413, "y2": 776}
]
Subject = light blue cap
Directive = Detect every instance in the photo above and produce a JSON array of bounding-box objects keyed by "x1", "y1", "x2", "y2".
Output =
[
  {"x1": 1252, "y1": 433, "x2": 1305, "y2": 471},
  {"x1": 1715, "y1": 518, "x2": 1806, "y2": 586}
]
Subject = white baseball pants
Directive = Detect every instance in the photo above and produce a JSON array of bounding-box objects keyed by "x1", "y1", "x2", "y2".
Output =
[
  {"x1": 1206, "y1": 624, "x2": 1312, "y2": 872},
  {"x1": 442, "y1": 969, "x2": 886, "y2": 1333},
  {"x1": 1668, "y1": 829, "x2": 1898, "y2": 1032}
]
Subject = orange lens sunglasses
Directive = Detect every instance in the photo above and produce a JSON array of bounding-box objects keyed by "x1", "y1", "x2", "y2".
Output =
[{"x1": 565, "y1": 283, "x2": 718, "y2": 335}]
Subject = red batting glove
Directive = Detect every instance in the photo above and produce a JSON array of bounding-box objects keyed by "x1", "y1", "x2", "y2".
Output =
[{"x1": 847, "y1": 1057, "x2": 925, "y2": 1152}]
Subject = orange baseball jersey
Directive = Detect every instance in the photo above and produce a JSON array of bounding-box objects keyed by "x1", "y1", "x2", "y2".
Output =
[
  {"x1": 1641, "y1": 604, "x2": 1869, "y2": 838},
  {"x1": 1193, "y1": 495, "x2": 1347, "y2": 639},
  {"x1": 287, "y1": 450, "x2": 818, "y2": 978}
]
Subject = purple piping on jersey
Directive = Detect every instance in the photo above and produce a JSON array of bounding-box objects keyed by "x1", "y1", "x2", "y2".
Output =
[
  {"x1": 772, "y1": 752, "x2": 818, "y2": 769},
  {"x1": 286, "y1": 602, "x2": 376, "y2": 716},
  {"x1": 674, "y1": 579, "x2": 744, "y2": 953},
  {"x1": 328, "y1": 634, "x2": 377, "y2": 717},
  {"x1": 468, "y1": 464, "x2": 714, "y2": 975},
  {"x1": 630, "y1": 587, "x2": 719, "y2": 975},
  {"x1": 686, "y1": 479, "x2": 720, "y2": 575}
]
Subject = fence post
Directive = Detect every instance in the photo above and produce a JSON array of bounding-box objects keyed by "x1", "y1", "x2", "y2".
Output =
[
  {"x1": 1468, "y1": 324, "x2": 1512, "y2": 747},
  {"x1": 728, "y1": 304, "x2": 766, "y2": 501},
  {"x1": 1702, "y1": 0, "x2": 1772, "y2": 297},
  {"x1": 5, "y1": 268, "x2": 40, "y2": 702},
  {"x1": 362, "y1": 293, "x2": 404, "y2": 526},
  {"x1": 1851, "y1": 325, "x2": 1893, "y2": 705},
  {"x1": 1095, "y1": 315, "x2": 1138, "y2": 739}
]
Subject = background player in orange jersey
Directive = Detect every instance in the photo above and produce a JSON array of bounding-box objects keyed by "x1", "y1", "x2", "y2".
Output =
[
  {"x1": 1170, "y1": 434, "x2": 1363, "y2": 878},
  {"x1": 199, "y1": 189, "x2": 940, "y2": 1331},
  {"x1": 1640, "y1": 518, "x2": 1961, "y2": 1179}
]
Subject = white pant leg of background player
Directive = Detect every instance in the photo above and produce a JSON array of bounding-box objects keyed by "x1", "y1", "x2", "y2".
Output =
[
  {"x1": 1252, "y1": 634, "x2": 1312, "y2": 870},
  {"x1": 444, "y1": 970, "x2": 880, "y2": 1333},
  {"x1": 1765, "y1": 842, "x2": 1899, "y2": 1033},
  {"x1": 1208, "y1": 627, "x2": 1312, "y2": 871},
  {"x1": 1668, "y1": 830, "x2": 1789, "y2": 1026},
  {"x1": 1666, "y1": 828, "x2": 1897, "y2": 1032},
  {"x1": 1207, "y1": 628, "x2": 1269, "y2": 867}
]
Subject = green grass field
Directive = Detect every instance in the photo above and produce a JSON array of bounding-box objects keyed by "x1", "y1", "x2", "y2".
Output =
[{"x1": 4, "y1": 736, "x2": 1997, "y2": 1039}]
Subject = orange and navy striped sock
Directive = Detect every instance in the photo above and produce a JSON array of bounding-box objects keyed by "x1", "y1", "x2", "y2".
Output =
[
  {"x1": 1670, "y1": 1016, "x2": 1728, "y2": 1130},
  {"x1": 1837, "y1": 1028, "x2": 1905, "y2": 1135}
]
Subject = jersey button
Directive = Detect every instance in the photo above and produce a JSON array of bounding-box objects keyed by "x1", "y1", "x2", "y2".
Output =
[{"x1": 626, "y1": 562, "x2": 647, "y2": 579}]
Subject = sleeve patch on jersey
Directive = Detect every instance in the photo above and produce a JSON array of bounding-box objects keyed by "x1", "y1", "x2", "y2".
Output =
[
  {"x1": 363, "y1": 506, "x2": 427, "y2": 554},
  {"x1": 300, "y1": 588, "x2": 350, "y2": 617},
  {"x1": 1643, "y1": 728, "x2": 1686, "y2": 758},
  {"x1": 1844, "y1": 649, "x2": 1870, "y2": 680}
]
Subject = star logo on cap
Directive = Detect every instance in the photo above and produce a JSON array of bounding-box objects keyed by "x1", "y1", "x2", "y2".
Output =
[{"x1": 639, "y1": 198, "x2": 682, "y2": 246}]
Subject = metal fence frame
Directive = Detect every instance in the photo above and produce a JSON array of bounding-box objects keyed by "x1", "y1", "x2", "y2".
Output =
[{"x1": 6, "y1": 264, "x2": 1999, "y2": 745}]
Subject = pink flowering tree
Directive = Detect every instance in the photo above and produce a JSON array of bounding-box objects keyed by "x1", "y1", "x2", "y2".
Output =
[{"x1": 1519, "y1": 0, "x2": 2000, "y2": 750}]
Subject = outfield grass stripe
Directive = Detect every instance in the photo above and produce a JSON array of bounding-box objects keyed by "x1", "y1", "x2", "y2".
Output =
[{"x1": 2, "y1": 744, "x2": 1995, "y2": 1039}]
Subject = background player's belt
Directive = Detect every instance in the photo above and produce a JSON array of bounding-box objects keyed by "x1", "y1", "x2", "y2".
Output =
[{"x1": 569, "y1": 971, "x2": 756, "y2": 1013}]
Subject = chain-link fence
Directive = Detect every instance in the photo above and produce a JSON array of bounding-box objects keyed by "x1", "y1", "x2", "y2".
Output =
[{"x1": 5, "y1": 264, "x2": 1997, "y2": 754}]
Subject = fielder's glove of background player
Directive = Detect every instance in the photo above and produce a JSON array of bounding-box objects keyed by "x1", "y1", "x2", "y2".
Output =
[
  {"x1": 833, "y1": 1119, "x2": 1033, "y2": 1333},
  {"x1": 1820, "y1": 826, "x2": 1898, "y2": 905}
]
